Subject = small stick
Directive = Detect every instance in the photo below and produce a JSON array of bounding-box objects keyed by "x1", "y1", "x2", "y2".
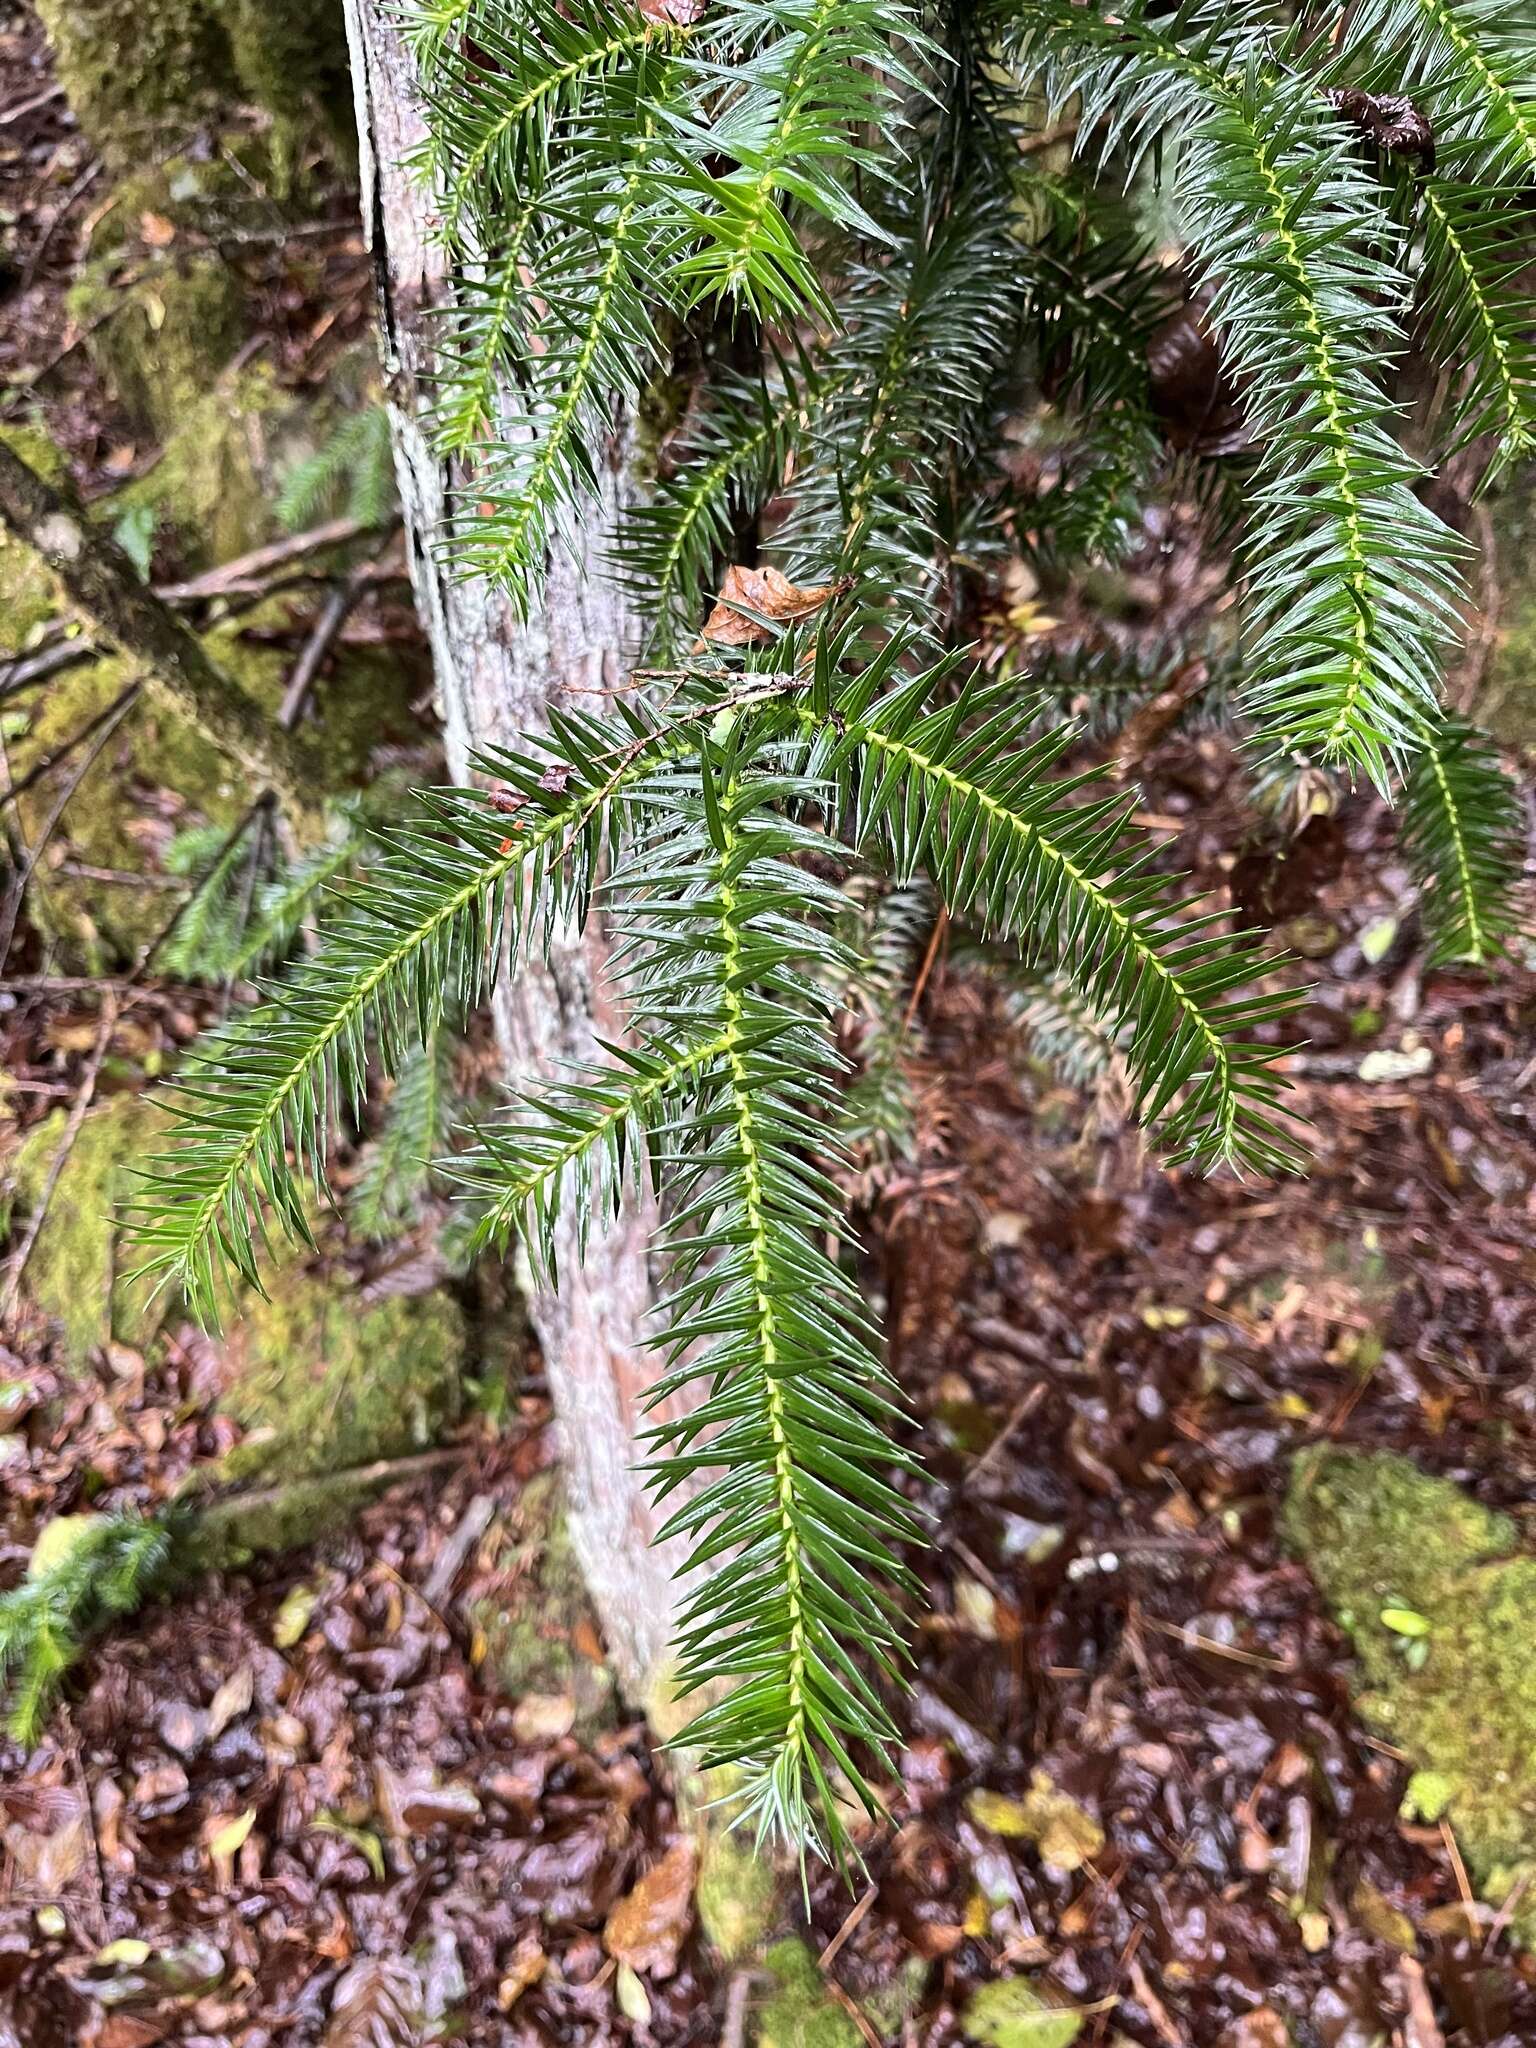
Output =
[
  {"x1": 819, "y1": 1880, "x2": 878, "y2": 1972},
  {"x1": 0, "y1": 681, "x2": 138, "y2": 967},
  {"x1": 422, "y1": 1491, "x2": 497, "y2": 1607},
  {"x1": 0, "y1": 991, "x2": 118, "y2": 1320},
  {"x1": 277, "y1": 551, "x2": 387, "y2": 730},
  {"x1": 721, "y1": 1971, "x2": 754, "y2": 2048},
  {"x1": 155, "y1": 516, "x2": 375, "y2": 603},
  {"x1": 0, "y1": 678, "x2": 141, "y2": 814}
]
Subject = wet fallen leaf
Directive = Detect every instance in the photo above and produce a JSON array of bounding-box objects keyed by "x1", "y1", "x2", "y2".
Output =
[
  {"x1": 130, "y1": 1763, "x2": 189, "y2": 1816},
  {"x1": 603, "y1": 1837, "x2": 697, "y2": 1978},
  {"x1": 3, "y1": 1811, "x2": 86, "y2": 1892},
  {"x1": 697, "y1": 563, "x2": 843, "y2": 647},
  {"x1": 615, "y1": 1960, "x2": 653, "y2": 2025},
  {"x1": 497, "y1": 1933, "x2": 547, "y2": 2011},
  {"x1": 312, "y1": 1811, "x2": 387, "y2": 1881},
  {"x1": 376, "y1": 1759, "x2": 482, "y2": 1836},
  {"x1": 1349, "y1": 1878, "x2": 1417, "y2": 1953},
  {"x1": 96, "y1": 1939, "x2": 152, "y2": 1969},
  {"x1": 511, "y1": 1690, "x2": 576, "y2": 1743},
  {"x1": 207, "y1": 1661, "x2": 254, "y2": 1738},
  {"x1": 272, "y1": 1580, "x2": 320, "y2": 1649},
  {"x1": 966, "y1": 1772, "x2": 1105, "y2": 1875},
  {"x1": 205, "y1": 1806, "x2": 256, "y2": 1882}
]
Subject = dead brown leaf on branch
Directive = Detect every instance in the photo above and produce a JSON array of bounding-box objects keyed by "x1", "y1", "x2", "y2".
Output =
[{"x1": 695, "y1": 564, "x2": 847, "y2": 649}]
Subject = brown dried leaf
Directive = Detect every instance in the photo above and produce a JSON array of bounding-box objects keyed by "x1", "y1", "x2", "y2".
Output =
[
  {"x1": 639, "y1": 0, "x2": 709, "y2": 22},
  {"x1": 322, "y1": 1958, "x2": 423, "y2": 2048},
  {"x1": 206, "y1": 1662, "x2": 254, "y2": 1740},
  {"x1": 697, "y1": 564, "x2": 843, "y2": 648},
  {"x1": 3, "y1": 1811, "x2": 87, "y2": 1894},
  {"x1": 603, "y1": 1837, "x2": 697, "y2": 1979}
]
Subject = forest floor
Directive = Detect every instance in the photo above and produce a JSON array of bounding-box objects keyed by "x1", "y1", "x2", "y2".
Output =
[{"x1": 3, "y1": 9, "x2": 1536, "y2": 2048}]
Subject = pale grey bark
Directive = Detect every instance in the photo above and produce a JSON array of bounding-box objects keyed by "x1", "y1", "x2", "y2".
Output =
[{"x1": 342, "y1": 0, "x2": 685, "y2": 1701}]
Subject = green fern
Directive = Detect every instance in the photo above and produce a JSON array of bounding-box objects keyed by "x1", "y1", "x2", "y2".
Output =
[
  {"x1": 350, "y1": 1028, "x2": 464, "y2": 1240},
  {"x1": 0, "y1": 1516, "x2": 171, "y2": 1743},
  {"x1": 277, "y1": 407, "x2": 396, "y2": 533}
]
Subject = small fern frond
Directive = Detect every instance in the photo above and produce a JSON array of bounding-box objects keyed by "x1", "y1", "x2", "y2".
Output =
[
  {"x1": 350, "y1": 1028, "x2": 463, "y2": 1241},
  {"x1": 276, "y1": 408, "x2": 396, "y2": 533},
  {"x1": 159, "y1": 818, "x2": 265, "y2": 982},
  {"x1": 1402, "y1": 717, "x2": 1527, "y2": 965}
]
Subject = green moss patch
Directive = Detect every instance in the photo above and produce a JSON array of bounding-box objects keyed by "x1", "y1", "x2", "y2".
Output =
[
  {"x1": 696, "y1": 1830, "x2": 777, "y2": 1963},
  {"x1": 35, "y1": 0, "x2": 349, "y2": 168},
  {"x1": 0, "y1": 425, "x2": 69, "y2": 648},
  {"x1": 1285, "y1": 1447, "x2": 1536, "y2": 1938},
  {"x1": 755, "y1": 1940, "x2": 860, "y2": 2048},
  {"x1": 470, "y1": 1471, "x2": 616, "y2": 1737},
  {"x1": 218, "y1": 1269, "x2": 465, "y2": 1487},
  {"x1": 6, "y1": 1096, "x2": 168, "y2": 1365}
]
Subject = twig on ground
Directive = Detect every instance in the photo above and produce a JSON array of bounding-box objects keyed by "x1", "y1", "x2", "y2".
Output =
[
  {"x1": 0, "y1": 990, "x2": 118, "y2": 1321},
  {"x1": 721, "y1": 1971, "x2": 754, "y2": 2048},
  {"x1": 422, "y1": 1492, "x2": 497, "y2": 1608},
  {"x1": 278, "y1": 545, "x2": 393, "y2": 730},
  {"x1": 132, "y1": 796, "x2": 268, "y2": 979},
  {"x1": 156, "y1": 516, "x2": 375, "y2": 603},
  {"x1": 0, "y1": 677, "x2": 141, "y2": 815},
  {"x1": 819, "y1": 1882, "x2": 878, "y2": 1972},
  {"x1": 0, "y1": 679, "x2": 139, "y2": 966}
]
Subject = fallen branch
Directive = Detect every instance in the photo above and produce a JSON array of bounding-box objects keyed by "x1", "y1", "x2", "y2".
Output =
[{"x1": 0, "y1": 439, "x2": 322, "y2": 823}]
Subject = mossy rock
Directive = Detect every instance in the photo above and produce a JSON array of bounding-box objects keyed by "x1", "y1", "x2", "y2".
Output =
[
  {"x1": 0, "y1": 425, "x2": 69, "y2": 648},
  {"x1": 218, "y1": 1269, "x2": 465, "y2": 1488},
  {"x1": 1285, "y1": 1447, "x2": 1536, "y2": 1940},
  {"x1": 8, "y1": 596, "x2": 419, "y2": 967},
  {"x1": 696, "y1": 1829, "x2": 777, "y2": 1963},
  {"x1": 963, "y1": 1978, "x2": 1084, "y2": 2048},
  {"x1": 5, "y1": 1096, "x2": 169, "y2": 1365},
  {"x1": 35, "y1": 0, "x2": 350, "y2": 170},
  {"x1": 755, "y1": 1940, "x2": 860, "y2": 2048},
  {"x1": 69, "y1": 258, "x2": 250, "y2": 463},
  {"x1": 470, "y1": 1470, "x2": 616, "y2": 1737}
]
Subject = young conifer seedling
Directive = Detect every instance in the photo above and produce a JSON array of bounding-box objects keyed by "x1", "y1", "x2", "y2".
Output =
[{"x1": 123, "y1": 0, "x2": 1530, "y2": 1859}]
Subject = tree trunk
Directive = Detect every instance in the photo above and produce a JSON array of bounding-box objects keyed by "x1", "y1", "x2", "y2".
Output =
[{"x1": 341, "y1": 0, "x2": 684, "y2": 1706}]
